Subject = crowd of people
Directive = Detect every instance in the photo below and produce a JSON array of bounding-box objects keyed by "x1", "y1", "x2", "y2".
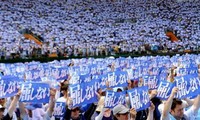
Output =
[
  {"x1": 1, "y1": 54, "x2": 200, "y2": 120},
  {"x1": 0, "y1": 0, "x2": 199, "y2": 59}
]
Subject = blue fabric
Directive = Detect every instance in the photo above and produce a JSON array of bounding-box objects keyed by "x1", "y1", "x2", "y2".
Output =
[{"x1": 80, "y1": 104, "x2": 91, "y2": 112}]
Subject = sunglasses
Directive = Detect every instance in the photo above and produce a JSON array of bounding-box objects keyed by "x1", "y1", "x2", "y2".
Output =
[{"x1": 71, "y1": 108, "x2": 80, "y2": 112}]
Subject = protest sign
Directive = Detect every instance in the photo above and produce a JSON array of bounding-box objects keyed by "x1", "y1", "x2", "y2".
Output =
[
  {"x1": 53, "y1": 102, "x2": 66, "y2": 118},
  {"x1": 127, "y1": 86, "x2": 150, "y2": 111},
  {"x1": 157, "y1": 80, "x2": 174, "y2": 100},
  {"x1": 104, "y1": 91, "x2": 126, "y2": 108},
  {"x1": 20, "y1": 82, "x2": 50, "y2": 103},
  {"x1": 69, "y1": 80, "x2": 98, "y2": 107}
]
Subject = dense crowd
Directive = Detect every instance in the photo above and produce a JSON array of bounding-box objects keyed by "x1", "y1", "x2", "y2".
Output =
[
  {"x1": 0, "y1": 0, "x2": 199, "y2": 59},
  {"x1": 1, "y1": 54, "x2": 200, "y2": 120}
]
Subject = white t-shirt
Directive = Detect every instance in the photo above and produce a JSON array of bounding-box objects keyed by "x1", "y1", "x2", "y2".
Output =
[{"x1": 159, "y1": 102, "x2": 198, "y2": 120}]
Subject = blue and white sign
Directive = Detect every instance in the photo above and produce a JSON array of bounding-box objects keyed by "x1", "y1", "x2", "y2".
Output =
[
  {"x1": 69, "y1": 80, "x2": 98, "y2": 107},
  {"x1": 104, "y1": 91, "x2": 126, "y2": 108},
  {"x1": 0, "y1": 76, "x2": 22, "y2": 98},
  {"x1": 127, "y1": 86, "x2": 150, "y2": 111},
  {"x1": 157, "y1": 80, "x2": 174, "y2": 100},
  {"x1": 53, "y1": 102, "x2": 66, "y2": 118},
  {"x1": 20, "y1": 82, "x2": 50, "y2": 103},
  {"x1": 107, "y1": 71, "x2": 128, "y2": 88},
  {"x1": 143, "y1": 75, "x2": 159, "y2": 89}
]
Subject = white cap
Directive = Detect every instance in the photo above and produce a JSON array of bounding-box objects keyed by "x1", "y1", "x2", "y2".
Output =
[{"x1": 113, "y1": 104, "x2": 129, "y2": 115}]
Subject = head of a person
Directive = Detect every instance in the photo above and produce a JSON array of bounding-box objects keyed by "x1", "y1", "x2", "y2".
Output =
[
  {"x1": 60, "y1": 84, "x2": 68, "y2": 96},
  {"x1": 71, "y1": 107, "x2": 80, "y2": 119},
  {"x1": 113, "y1": 104, "x2": 129, "y2": 120},
  {"x1": 0, "y1": 98, "x2": 6, "y2": 106},
  {"x1": 97, "y1": 88, "x2": 103, "y2": 95},
  {"x1": 117, "y1": 88, "x2": 122, "y2": 92},
  {"x1": 0, "y1": 105, "x2": 5, "y2": 119},
  {"x1": 170, "y1": 98, "x2": 184, "y2": 119}
]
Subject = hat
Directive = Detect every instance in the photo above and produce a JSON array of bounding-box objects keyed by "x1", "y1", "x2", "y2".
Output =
[
  {"x1": 25, "y1": 103, "x2": 43, "y2": 110},
  {"x1": 113, "y1": 104, "x2": 129, "y2": 115}
]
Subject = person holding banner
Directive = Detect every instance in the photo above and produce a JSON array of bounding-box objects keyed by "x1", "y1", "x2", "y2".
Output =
[
  {"x1": 161, "y1": 87, "x2": 200, "y2": 120},
  {"x1": 18, "y1": 88, "x2": 56, "y2": 120},
  {"x1": 112, "y1": 102, "x2": 155, "y2": 120},
  {"x1": 0, "y1": 89, "x2": 21, "y2": 120},
  {"x1": 63, "y1": 95, "x2": 97, "y2": 120}
]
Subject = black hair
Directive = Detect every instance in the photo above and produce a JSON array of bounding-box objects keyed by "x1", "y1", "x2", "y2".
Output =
[
  {"x1": 60, "y1": 84, "x2": 69, "y2": 91},
  {"x1": 171, "y1": 98, "x2": 182, "y2": 110},
  {"x1": 117, "y1": 88, "x2": 122, "y2": 92}
]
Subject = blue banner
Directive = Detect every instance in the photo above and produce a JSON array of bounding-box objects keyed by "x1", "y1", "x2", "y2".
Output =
[
  {"x1": 25, "y1": 70, "x2": 43, "y2": 81},
  {"x1": 104, "y1": 91, "x2": 126, "y2": 108},
  {"x1": 141, "y1": 66, "x2": 149, "y2": 76},
  {"x1": 42, "y1": 65, "x2": 51, "y2": 77},
  {"x1": 150, "y1": 67, "x2": 160, "y2": 75},
  {"x1": 107, "y1": 71, "x2": 128, "y2": 88},
  {"x1": 159, "y1": 67, "x2": 168, "y2": 74},
  {"x1": 177, "y1": 67, "x2": 198, "y2": 76},
  {"x1": 53, "y1": 102, "x2": 66, "y2": 118},
  {"x1": 126, "y1": 68, "x2": 133, "y2": 79},
  {"x1": 187, "y1": 74, "x2": 200, "y2": 98},
  {"x1": 186, "y1": 67, "x2": 198, "y2": 75},
  {"x1": 20, "y1": 82, "x2": 50, "y2": 103},
  {"x1": 89, "y1": 64, "x2": 98, "y2": 75},
  {"x1": 173, "y1": 74, "x2": 200, "y2": 99},
  {"x1": 0, "y1": 76, "x2": 22, "y2": 98},
  {"x1": 79, "y1": 74, "x2": 91, "y2": 83},
  {"x1": 26, "y1": 63, "x2": 40, "y2": 71},
  {"x1": 157, "y1": 80, "x2": 174, "y2": 100},
  {"x1": 51, "y1": 67, "x2": 68, "y2": 81},
  {"x1": 174, "y1": 75, "x2": 191, "y2": 99},
  {"x1": 158, "y1": 73, "x2": 167, "y2": 81},
  {"x1": 142, "y1": 75, "x2": 159, "y2": 89},
  {"x1": 99, "y1": 74, "x2": 108, "y2": 89},
  {"x1": 69, "y1": 80, "x2": 98, "y2": 107},
  {"x1": 127, "y1": 86, "x2": 150, "y2": 111},
  {"x1": 132, "y1": 68, "x2": 140, "y2": 80}
]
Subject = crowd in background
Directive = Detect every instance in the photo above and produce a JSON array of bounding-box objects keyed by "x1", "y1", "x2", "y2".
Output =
[{"x1": 0, "y1": 0, "x2": 199, "y2": 59}]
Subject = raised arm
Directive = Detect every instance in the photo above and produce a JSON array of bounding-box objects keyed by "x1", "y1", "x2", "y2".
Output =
[
  {"x1": 162, "y1": 87, "x2": 178, "y2": 119},
  {"x1": 46, "y1": 88, "x2": 56, "y2": 117},
  {"x1": 192, "y1": 95, "x2": 200, "y2": 112},
  {"x1": 8, "y1": 90, "x2": 21, "y2": 118},
  {"x1": 130, "y1": 108, "x2": 137, "y2": 120},
  {"x1": 183, "y1": 98, "x2": 194, "y2": 108},
  {"x1": 147, "y1": 102, "x2": 155, "y2": 120},
  {"x1": 18, "y1": 102, "x2": 27, "y2": 118}
]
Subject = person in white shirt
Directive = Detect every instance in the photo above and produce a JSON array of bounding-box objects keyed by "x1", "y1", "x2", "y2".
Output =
[{"x1": 161, "y1": 87, "x2": 200, "y2": 120}]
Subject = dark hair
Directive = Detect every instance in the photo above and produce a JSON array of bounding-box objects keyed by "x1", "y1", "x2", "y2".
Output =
[
  {"x1": 117, "y1": 88, "x2": 122, "y2": 92},
  {"x1": 60, "y1": 84, "x2": 69, "y2": 91},
  {"x1": 0, "y1": 108, "x2": 5, "y2": 112},
  {"x1": 171, "y1": 98, "x2": 182, "y2": 110},
  {"x1": 101, "y1": 91, "x2": 106, "y2": 96}
]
